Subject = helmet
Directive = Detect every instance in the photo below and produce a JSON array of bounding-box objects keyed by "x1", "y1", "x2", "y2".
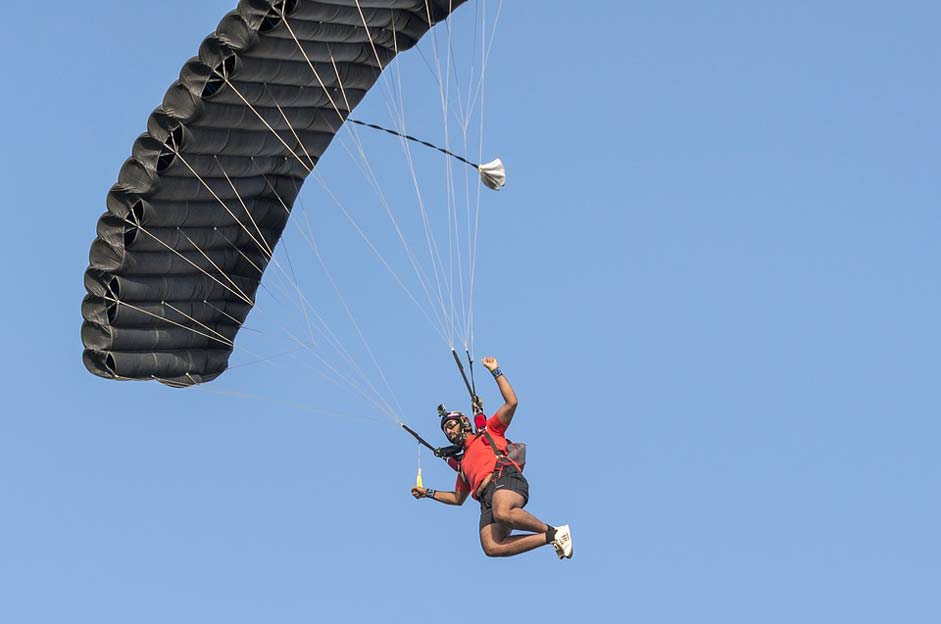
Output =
[{"x1": 440, "y1": 410, "x2": 472, "y2": 434}]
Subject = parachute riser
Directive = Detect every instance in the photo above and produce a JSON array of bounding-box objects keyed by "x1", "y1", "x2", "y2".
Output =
[
  {"x1": 401, "y1": 423, "x2": 463, "y2": 461},
  {"x1": 450, "y1": 349, "x2": 486, "y2": 434}
]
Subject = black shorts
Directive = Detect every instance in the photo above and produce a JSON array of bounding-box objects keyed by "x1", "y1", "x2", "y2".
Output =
[{"x1": 478, "y1": 465, "x2": 530, "y2": 530}]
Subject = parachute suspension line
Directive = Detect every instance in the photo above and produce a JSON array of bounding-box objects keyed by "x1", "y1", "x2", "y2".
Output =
[
  {"x1": 261, "y1": 175, "x2": 343, "y2": 351},
  {"x1": 176, "y1": 228, "x2": 259, "y2": 304},
  {"x1": 165, "y1": 147, "x2": 275, "y2": 261},
  {"x1": 282, "y1": 8, "x2": 459, "y2": 350},
  {"x1": 298, "y1": 210, "x2": 407, "y2": 422},
  {"x1": 262, "y1": 86, "x2": 318, "y2": 170},
  {"x1": 278, "y1": 12, "x2": 407, "y2": 197},
  {"x1": 280, "y1": 324, "x2": 401, "y2": 422},
  {"x1": 223, "y1": 344, "x2": 321, "y2": 370},
  {"x1": 187, "y1": 381, "x2": 385, "y2": 423},
  {"x1": 279, "y1": 5, "x2": 425, "y2": 281},
  {"x1": 299, "y1": 110, "x2": 454, "y2": 339},
  {"x1": 262, "y1": 174, "x2": 293, "y2": 219},
  {"x1": 277, "y1": 13, "x2": 395, "y2": 199},
  {"x1": 464, "y1": 0, "x2": 504, "y2": 139},
  {"x1": 273, "y1": 178, "x2": 414, "y2": 421},
  {"x1": 109, "y1": 372, "x2": 195, "y2": 390},
  {"x1": 443, "y1": 13, "x2": 470, "y2": 131},
  {"x1": 465, "y1": 0, "x2": 487, "y2": 352},
  {"x1": 161, "y1": 301, "x2": 236, "y2": 346},
  {"x1": 274, "y1": 172, "x2": 448, "y2": 378},
  {"x1": 345, "y1": 7, "x2": 463, "y2": 347},
  {"x1": 385, "y1": 21, "x2": 456, "y2": 350},
  {"x1": 276, "y1": 285, "x2": 403, "y2": 425},
  {"x1": 307, "y1": 170, "x2": 451, "y2": 346},
  {"x1": 280, "y1": 49, "x2": 455, "y2": 336},
  {"x1": 353, "y1": 1, "x2": 387, "y2": 74},
  {"x1": 288, "y1": 203, "x2": 373, "y2": 370},
  {"x1": 102, "y1": 225, "x2": 300, "y2": 369},
  {"x1": 334, "y1": 139, "x2": 453, "y2": 337},
  {"x1": 155, "y1": 375, "x2": 190, "y2": 389},
  {"x1": 330, "y1": 12, "x2": 453, "y2": 335},
  {"x1": 205, "y1": 4, "x2": 485, "y2": 402},
  {"x1": 326, "y1": 46, "x2": 355, "y2": 115},
  {"x1": 272, "y1": 204, "x2": 361, "y2": 373},
  {"x1": 426, "y1": 0, "x2": 472, "y2": 350},
  {"x1": 129, "y1": 214, "x2": 393, "y2": 409},
  {"x1": 201, "y1": 300, "x2": 262, "y2": 333},
  {"x1": 270, "y1": 229, "x2": 325, "y2": 374},
  {"x1": 277, "y1": 7, "x2": 399, "y2": 192},
  {"x1": 96, "y1": 270, "x2": 280, "y2": 384},
  {"x1": 218, "y1": 78, "x2": 312, "y2": 175},
  {"x1": 313, "y1": 182, "x2": 449, "y2": 347},
  {"x1": 423, "y1": 0, "x2": 460, "y2": 347},
  {"x1": 190, "y1": 151, "x2": 381, "y2": 385},
  {"x1": 213, "y1": 156, "x2": 275, "y2": 258},
  {"x1": 100, "y1": 295, "x2": 233, "y2": 348},
  {"x1": 468, "y1": 0, "x2": 482, "y2": 131},
  {"x1": 447, "y1": 8, "x2": 472, "y2": 353},
  {"x1": 258, "y1": 256, "x2": 402, "y2": 424},
  {"x1": 466, "y1": 0, "x2": 505, "y2": 354},
  {"x1": 274, "y1": 6, "x2": 349, "y2": 127},
  {"x1": 413, "y1": 43, "x2": 444, "y2": 92},
  {"x1": 442, "y1": 8, "x2": 477, "y2": 322},
  {"x1": 349, "y1": 2, "x2": 414, "y2": 139},
  {"x1": 166, "y1": 142, "x2": 387, "y2": 405},
  {"x1": 215, "y1": 229, "x2": 268, "y2": 279},
  {"x1": 270, "y1": 222, "x2": 388, "y2": 408},
  {"x1": 123, "y1": 220, "x2": 254, "y2": 306},
  {"x1": 457, "y1": 0, "x2": 481, "y2": 351}
]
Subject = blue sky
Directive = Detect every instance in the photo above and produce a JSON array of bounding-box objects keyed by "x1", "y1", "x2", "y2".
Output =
[{"x1": 2, "y1": 2, "x2": 939, "y2": 622}]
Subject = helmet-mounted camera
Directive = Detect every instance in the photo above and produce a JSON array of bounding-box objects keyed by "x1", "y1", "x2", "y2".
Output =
[{"x1": 437, "y1": 403, "x2": 471, "y2": 433}]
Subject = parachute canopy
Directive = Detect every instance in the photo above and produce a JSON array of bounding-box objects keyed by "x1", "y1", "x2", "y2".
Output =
[{"x1": 82, "y1": 0, "x2": 467, "y2": 387}]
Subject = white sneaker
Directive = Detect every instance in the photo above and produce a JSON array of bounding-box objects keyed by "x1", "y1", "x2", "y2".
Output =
[{"x1": 551, "y1": 524, "x2": 573, "y2": 559}]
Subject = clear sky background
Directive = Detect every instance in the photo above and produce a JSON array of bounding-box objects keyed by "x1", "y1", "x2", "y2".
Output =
[{"x1": 2, "y1": 2, "x2": 939, "y2": 623}]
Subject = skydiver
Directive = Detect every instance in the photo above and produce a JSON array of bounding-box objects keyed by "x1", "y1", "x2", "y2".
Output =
[{"x1": 410, "y1": 357, "x2": 573, "y2": 559}]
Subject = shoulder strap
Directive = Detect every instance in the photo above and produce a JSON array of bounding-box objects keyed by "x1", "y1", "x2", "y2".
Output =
[
  {"x1": 480, "y1": 428, "x2": 523, "y2": 473},
  {"x1": 479, "y1": 429, "x2": 506, "y2": 457}
]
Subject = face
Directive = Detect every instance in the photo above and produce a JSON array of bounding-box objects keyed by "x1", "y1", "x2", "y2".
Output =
[{"x1": 443, "y1": 419, "x2": 465, "y2": 445}]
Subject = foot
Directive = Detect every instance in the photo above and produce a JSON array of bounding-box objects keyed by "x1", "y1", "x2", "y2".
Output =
[{"x1": 551, "y1": 524, "x2": 573, "y2": 559}]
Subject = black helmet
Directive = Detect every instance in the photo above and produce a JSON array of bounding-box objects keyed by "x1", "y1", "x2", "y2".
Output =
[{"x1": 439, "y1": 410, "x2": 472, "y2": 434}]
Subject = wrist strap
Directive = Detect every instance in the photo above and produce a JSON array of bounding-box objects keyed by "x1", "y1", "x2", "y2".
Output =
[
  {"x1": 425, "y1": 489, "x2": 436, "y2": 500},
  {"x1": 491, "y1": 367, "x2": 503, "y2": 379}
]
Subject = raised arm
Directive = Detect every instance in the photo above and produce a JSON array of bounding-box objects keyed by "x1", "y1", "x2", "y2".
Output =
[{"x1": 481, "y1": 357, "x2": 517, "y2": 428}]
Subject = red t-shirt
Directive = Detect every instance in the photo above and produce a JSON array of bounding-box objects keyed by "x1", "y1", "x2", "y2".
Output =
[{"x1": 455, "y1": 413, "x2": 509, "y2": 500}]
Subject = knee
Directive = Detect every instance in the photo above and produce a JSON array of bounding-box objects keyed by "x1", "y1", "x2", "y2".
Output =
[
  {"x1": 492, "y1": 507, "x2": 511, "y2": 525},
  {"x1": 480, "y1": 531, "x2": 509, "y2": 558},
  {"x1": 482, "y1": 542, "x2": 507, "y2": 558}
]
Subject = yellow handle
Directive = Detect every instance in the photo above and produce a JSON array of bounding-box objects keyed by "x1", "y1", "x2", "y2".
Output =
[{"x1": 416, "y1": 467, "x2": 423, "y2": 488}]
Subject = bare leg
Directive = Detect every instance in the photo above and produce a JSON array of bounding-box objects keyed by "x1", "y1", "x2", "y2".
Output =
[
  {"x1": 491, "y1": 489, "x2": 548, "y2": 533},
  {"x1": 479, "y1": 523, "x2": 549, "y2": 557},
  {"x1": 478, "y1": 490, "x2": 555, "y2": 557}
]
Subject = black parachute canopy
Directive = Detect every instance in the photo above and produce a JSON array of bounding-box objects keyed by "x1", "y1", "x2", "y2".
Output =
[{"x1": 82, "y1": 0, "x2": 466, "y2": 387}]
